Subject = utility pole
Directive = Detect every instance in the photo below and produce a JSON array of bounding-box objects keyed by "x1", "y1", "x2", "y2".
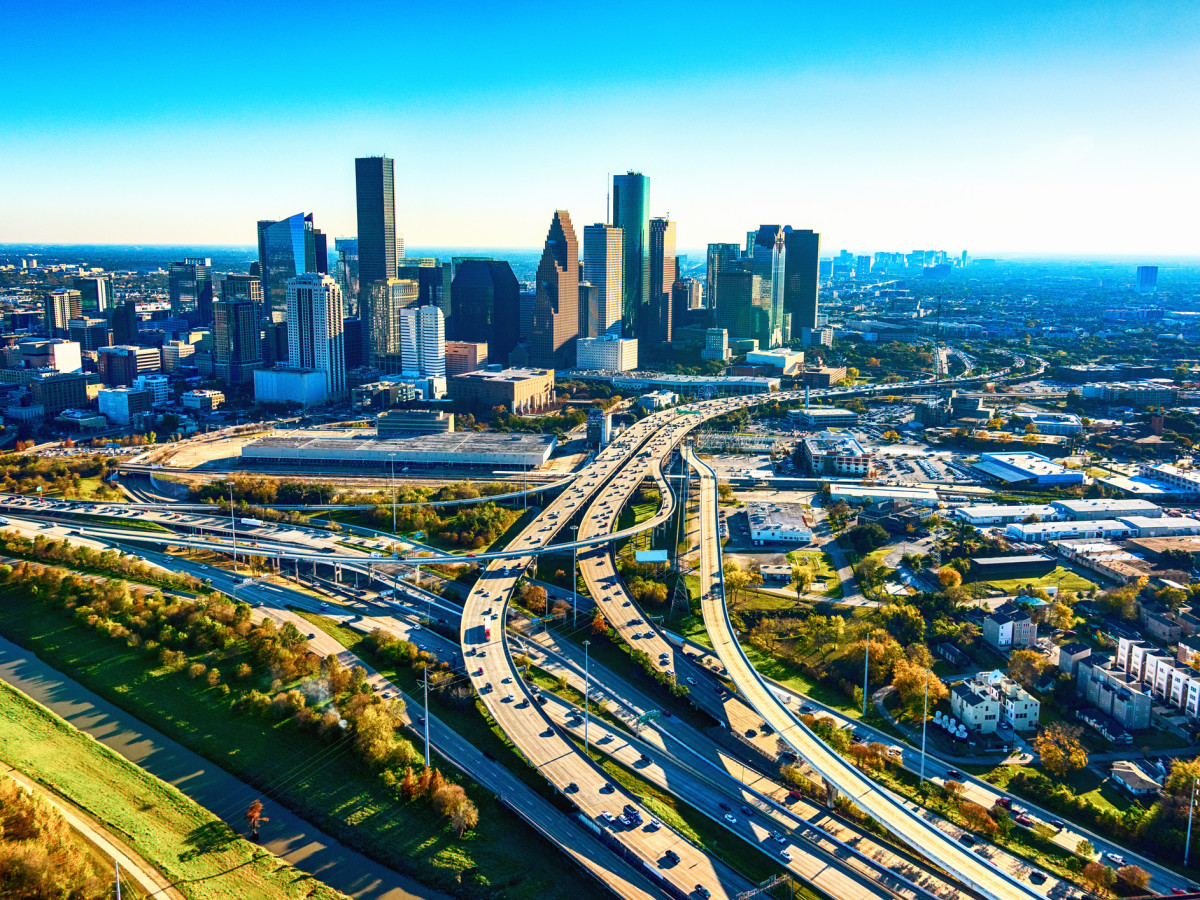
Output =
[
  {"x1": 115, "y1": 861, "x2": 121, "y2": 900},
  {"x1": 920, "y1": 670, "x2": 930, "y2": 782},
  {"x1": 1187, "y1": 776, "x2": 1198, "y2": 868},
  {"x1": 862, "y1": 636, "x2": 870, "y2": 716},
  {"x1": 422, "y1": 671, "x2": 431, "y2": 768},
  {"x1": 571, "y1": 524, "x2": 579, "y2": 629},
  {"x1": 390, "y1": 453, "x2": 397, "y2": 534},
  {"x1": 583, "y1": 639, "x2": 591, "y2": 752},
  {"x1": 229, "y1": 483, "x2": 238, "y2": 572}
]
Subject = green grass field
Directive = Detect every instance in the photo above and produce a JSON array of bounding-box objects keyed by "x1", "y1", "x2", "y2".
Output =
[
  {"x1": 0, "y1": 680, "x2": 348, "y2": 900},
  {"x1": 0, "y1": 590, "x2": 601, "y2": 900},
  {"x1": 785, "y1": 550, "x2": 843, "y2": 598},
  {"x1": 981, "y1": 566, "x2": 1097, "y2": 594}
]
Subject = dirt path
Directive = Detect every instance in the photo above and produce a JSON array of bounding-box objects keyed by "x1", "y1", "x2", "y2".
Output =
[{"x1": 1, "y1": 761, "x2": 187, "y2": 899}]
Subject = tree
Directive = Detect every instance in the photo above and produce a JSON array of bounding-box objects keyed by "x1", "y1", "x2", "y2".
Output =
[
  {"x1": 1075, "y1": 838, "x2": 1095, "y2": 858},
  {"x1": 841, "y1": 522, "x2": 888, "y2": 555},
  {"x1": 591, "y1": 612, "x2": 608, "y2": 635},
  {"x1": 724, "y1": 560, "x2": 751, "y2": 609},
  {"x1": 245, "y1": 799, "x2": 268, "y2": 838},
  {"x1": 880, "y1": 604, "x2": 925, "y2": 645},
  {"x1": 523, "y1": 584, "x2": 548, "y2": 614},
  {"x1": 891, "y1": 658, "x2": 948, "y2": 717},
  {"x1": 1081, "y1": 861, "x2": 1115, "y2": 894},
  {"x1": 1117, "y1": 865, "x2": 1150, "y2": 891},
  {"x1": 1008, "y1": 649, "x2": 1046, "y2": 689},
  {"x1": 431, "y1": 783, "x2": 469, "y2": 817},
  {"x1": 938, "y1": 568, "x2": 962, "y2": 588},
  {"x1": 1034, "y1": 723, "x2": 1088, "y2": 778},
  {"x1": 882, "y1": 430, "x2": 902, "y2": 443},
  {"x1": 959, "y1": 800, "x2": 998, "y2": 836},
  {"x1": 790, "y1": 560, "x2": 815, "y2": 600},
  {"x1": 451, "y1": 798, "x2": 480, "y2": 835}
]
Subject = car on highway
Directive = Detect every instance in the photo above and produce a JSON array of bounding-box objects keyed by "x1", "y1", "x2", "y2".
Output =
[
  {"x1": 1015, "y1": 814, "x2": 1033, "y2": 826},
  {"x1": 780, "y1": 849, "x2": 792, "y2": 862},
  {"x1": 1105, "y1": 852, "x2": 1126, "y2": 866},
  {"x1": 600, "y1": 810, "x2": 615, "y2": 824}
]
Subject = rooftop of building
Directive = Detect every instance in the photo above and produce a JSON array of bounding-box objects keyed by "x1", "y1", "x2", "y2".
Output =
[
  {"x1": 452, "y1": 367, "x2": 553, "y2": 383},
  {"x1": 745, "y1": 501, "x2": 810, "y2": 531},
  {"x1": 981, "y1": 452, "x2": 1069, "y2": 476},
  {"x1": 793, "y1": 406, "x2": 858, "y2": 417},
  {"x1": 1052, "y1": 498, "x2": 1163, "y2": 513},
  {"x1": 803, "y1": 432, "x2": 867, "y2": 456},
  {"x1": 957, "y1": 503, "x2": 1057, "y2": 519},
  {"x1": 245, "y1": 430, "x2": 554, "y2": 454}
]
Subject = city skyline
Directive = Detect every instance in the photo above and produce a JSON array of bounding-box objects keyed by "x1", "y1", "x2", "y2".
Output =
[{"x1": 2, "y1": 2, "x2": 1196, "y2": 254}]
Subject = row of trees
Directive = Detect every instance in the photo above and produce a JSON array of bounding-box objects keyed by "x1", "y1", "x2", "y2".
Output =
[{"x1": 0, "y1": 530, "x2": 207, "y2": 593}]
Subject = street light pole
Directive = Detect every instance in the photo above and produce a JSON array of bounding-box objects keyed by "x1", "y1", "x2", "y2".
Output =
[
  {"x1": 583, "y1": 639, "x2": 591, "y2": 752},
  {"x1": 571, "y1": 524, "x2": 578, "y2": 629},
  {"x1": 229, "y1": 483, "x2": 237, "y2": 572},
  {"x1": 920, "y1": 670, "x2": 930, "y2": 782},
  {"x1": 862, "y1": 635, "x2": 870, "y2": 716},
  {"x1": 422, "y1": 671, "x2": 431, "y2": 768},
  {"x1": 1187, "y1": 776, "x2": 1198, "y2": 868},
  {"x1": 390, "y1": 453, "x2": 397, "y2": 534}
]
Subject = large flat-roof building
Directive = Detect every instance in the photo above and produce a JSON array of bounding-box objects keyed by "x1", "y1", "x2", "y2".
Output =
[
  {"x1": 786, "y1": 407, "x2": 859, "y2": 428},
  {"x1": 377, "y1": 410, "x2": 455, "y2": 437},
  {"x1": 955, "y1": 504, "x2": 1060, "y2": 526},
  {"x1": 242, "y1": 431, "x2": 556, "y2": 470},
  {"x1": 575, "y1": 335, "x2": 638, "y2": 372},
  {"x1": 972, "y1": 452, "x2": 1085, "y2": 486},
  {"x1": 745, "y1": 501, "x2": 813, "y2": 544},
  {"x1": 1050, "y1": 498, "x2": 1163, "y2": 520},
  {"x1": 801, "y1": 433, "x2": 873, "y2": 477},
  {"x1": 447, "y1": 366, "x2": 554, "y2": 414}
]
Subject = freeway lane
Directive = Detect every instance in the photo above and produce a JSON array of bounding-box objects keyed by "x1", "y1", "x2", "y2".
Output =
[{"x1": 686, "y1": 448, "x2": 1047, "y2": 900}]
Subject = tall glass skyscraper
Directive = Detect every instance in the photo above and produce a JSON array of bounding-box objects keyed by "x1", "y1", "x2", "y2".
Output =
[
  {"x1": 258, "y1": 214, "x2": 316, "y2": 320},
  {"x1": 286, "y1": 273, "x2": 345, "y2": 396},
  {"x1": 612, "y1": 172, "x2": 648, "y2": 340},
  {"x1": 356, "y1": 156, "x2": 397, "y2": 349},
  {"x1": 706, "y1": 243, "x2": 739, "y2": 311},
  {"x1": 334, "y1": 238, "x2": 359, "y2": 310},
  {"x1": 531, "y1": 210, "x2": 579, "y2": 369},
  {"x1": 783, "y1": 227, "x2": 820, "y2": 333},
  {"x1": 168, "y1": 258, "x2": 214, "y2": 323},
  {"x1": 449, "y1": 259, "x2": 520, "y2": 364},
  {"x1": 583, "y1": 224, "x2": 623, "y2": 337},
  {"x1": 751, "y1": 226, "x2": 786, "y2": 348},
  {"x1": 648, "y1": 218, "x2": 677, "y2": 344},
  {"x1": 367, "y1": 277, "x2": 419, "y2": 373}
]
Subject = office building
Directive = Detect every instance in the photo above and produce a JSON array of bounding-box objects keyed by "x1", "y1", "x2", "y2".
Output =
[
  {"x1": 355, "y1": 156, "x2": 398, "y2": 320},
  {"x1": 257, "y1": 213, "x2": 317, "y2": 319},
  {"x1": 587, "y1": 408, "x2": 612, "y2": 448},
  {"x1": 44, "y1": 289, "x2": 82, "y2": 338},
  {"x1": 750, "y1": 225, "x2": 787, "y2": 347},
  {"x1": 367, "y1": 277, "x2": 419, "y2": 373},
  {"x1": 98, "y1": 345, "x2": 160, "y2": 386},
  {"x1": 746, "y1": 501, "x2": 813, "y2": 544},
  {"x1": 1136, "y1": 266, "x2": 1159, "y2": 293},
  {"x1": 285, "y1": 273, "x2": 346, "y2": 397},
  {"x1": 612, "y1": 171, "x2": 649, "y2": 337},
  {"x1": 714, "y1": 269, "x2": 764, "y2": 344},
  {"x1": 67, "y1": 317, "x2": 110, "y2": 351},
  {"x1": 73, "y1": 276, "x2": 112, "y2": 313},
  {"x1": 399, "y1": 303, "x2": 445, "y2": 378},
  {"x1": 168, "y1": 258, "x2": 214, "y2": 322},
  {"x1": 111, "y1": 300, "x2": 139, "y2": 345},
  {"x1": 706, "y1": 243, "x2": 740, "y2": 312},
  {"x1": 221, "y1": 273, "x2": 264, "y2": 318},
  {"x1": 161, "y1": 340, "x2": 195, "y2": 372},
  {"x1": 334, "y1": 238, "x2": 359, "y2": 312},
  {"x1": 647, "y1": 218, "x2": 677, "y2": 344},
  {"x1": 583, "y1": 223, "x2": 623, "y2": 337},
  {"x1": 575, "y1": 335, "x2": 638, "y2": 371},
  {"x1": 973, "y1": 452, "x2": 1085, "y2": 486},
  {"x1": 783, "y1": 228, "x2": 820, "y2": 333},
  {"x1": 855, "y1": 254, "x2": 872, "y2": 280},
  {"x1": 342, "y1": 317, "x2": 363, "y2": 371},
  {"x1": 98, "y1": 387, "x2": 152, "y2": 427},
  {"x1": 746, "y1": 348, "x2": 803, "y2": 375},
  {"x1": 134, "y1": 374, "x2": 170, "y2": 406},
  {"x1": 29, "y1": 371, "x2": 89, "y2": 416},
  {"x1": 801, "y1": 433, "x2": 873, "y2": 477},
  {"x1": 213, "y1": 297, "x2": 262, "y2": 386},
  {"x1": 181, "y1": 389, "x2": 224, "y2": 413},
  {"x1": 445, "y1": 341, "x2": 488, "y2": 377},
  {"x1": 672, "y1": 276, "x2": 703, "y2": 328},
  {"x1": 449, "y1": 259, "x2": 520, "y2": 364},
  {"x1": 253, "y1": 367, "x2": 329, "y2": 408},
  {"x1": 447, "y1": 366, "x2": 554, "y2": 414},
  {"x1": 377, "y1": 409, "x2": 455, "y2": 437},
  {"x1": 702, "y1": 327, "x2": 730, "y2": 361},
  {"x1": 530, "y1": 210, "x2": 579, "y2": 369},
  {"x1": 17, "y1": 339, "x2": 81, "y2": 374},
  {"x1": 578, "y1": 282, "x2": 600, "y2": 339}
]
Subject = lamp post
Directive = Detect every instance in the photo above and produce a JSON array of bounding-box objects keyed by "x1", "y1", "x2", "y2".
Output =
[
  {"x1": 389, "y1": 453, "x2": 397, "y2": 534},
  {"x1": 229, "y1": 483, "x2": 237, "y2": 572},
  {"x1": 583, "y1": 639, "x2": 591, "y2": 752},
  {"x1": 862, "y1": 635, "x2": 870, "y2": 716},
  {"x1": 920, "y1": 670, "x2": 930, "y2": 782},
  {"x1": 571, "y1": 524, "x2": 579, "y2": 629},
  {"x1": 1187, "y1": 776, "x2": 1198, "y2": 868}
]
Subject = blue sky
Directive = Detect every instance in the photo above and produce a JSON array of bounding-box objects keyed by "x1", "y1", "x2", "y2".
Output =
[{"x1": 2, "y1": 1, "x2": 1197, "y2": 254}]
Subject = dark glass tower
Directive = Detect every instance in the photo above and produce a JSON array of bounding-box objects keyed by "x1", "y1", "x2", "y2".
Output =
[
  {"x1": 612, "y1": 171, "x2": 649, "y2": 340},
  {"x1": 783, "y1": 227, "x2": 820, "y2": 332},
  {"x1": 355, "y1": 156, "x2": 397, "y2": 353},
  {"x1": 168, "y1": 257, "x2": 214, "y2": 323},
  {"x1": 450, "y1": 259, "x2": 521, "y2": 365},
  {"x1": 648, "y1": 218, "x2": 677, "y2": 344},
  {"x1": 257, "y1": 214, "x2": 316, "y2": 320},
  {"x1": 530, "y1": 211, "x2": 579, "y2": 369}
]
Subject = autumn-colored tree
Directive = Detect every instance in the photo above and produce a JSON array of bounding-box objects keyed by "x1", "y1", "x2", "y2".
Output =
[
  {"x1": 891, "y1": 658, "x2": 949, "y2": 717},
  {"x1": 1007, "y1": 649, "x2": 1046, "y2": 689},
  {"x1": 432, "y1": 783, "x2": 469, "y2": 817},
  {"x1": 399, "y1": 767, "x2": 417, "y2": 800},
  {"x1": 1116, "y1": 865, "x2": 1149, "y2": 891},
  {"x1": 451, "y1": 798, "x2": 480, "y2": 835},
  {"x1": 1081, "y1": 861, "x2": 1116, "y2": 894},
  {"x1": 1034, "y1": 723, "x2": 1088, "y2": 778},
  {"x1": 959, "y1": 800, "x2": 998, "y2": 836},
  {"x1": 591, "y1": 612, "x2": 608, "y2": 635},
  {"x1": 524, "y1": 584, "x2": 548, "y2": 614},
  {"x1": 943, "y1": 779, "x2": 966, "y2": 805},
  {"x1": 938, "y1": 568, "x2": 962, "y2": 588}
]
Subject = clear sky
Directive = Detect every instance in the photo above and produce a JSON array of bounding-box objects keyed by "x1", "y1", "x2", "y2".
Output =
[{"x1": 2, "y1": 1, "x2": 1197, "y2": 255}]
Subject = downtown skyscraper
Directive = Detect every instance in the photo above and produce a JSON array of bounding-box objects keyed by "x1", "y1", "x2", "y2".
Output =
[
  {"x1": 582, "y1": 224, "x2": 623, "y2": 338},
  {"x1": 450, "y1": 259, "x2": 521, "y2": 364},
  {"x1": 168, "y1": 257, "x2": 214, "y2": 323},
  {"x1": 612, "y1": 172, "x2": 649, "y2": 340},
  {"x1": 355, "y1": 156, "x2": 397, "y2": 338},
  {"x1": 258, "y1": 213, "x2": 317, "y2": 319},
  {"x1": 648, "y1": 218, "x2": 677, "y2": 344},
  {"x1": 286, "y1": 273, "x2": 345, "y2": 396},
  {"x1": 214, "y1": 274, "x2": 264, "y2": 385},
  {"x1": 530, "y1": 210, "x2": 579, "y2": 369},
  {"x1": 783, "y1": 227, "x2": 820, "y2": 334}
]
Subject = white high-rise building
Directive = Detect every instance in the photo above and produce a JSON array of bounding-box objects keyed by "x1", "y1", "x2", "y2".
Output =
[
  {"x1": 583, "y1": 223, "x2": 624, "y2": 337},
  {"x1": 576, "y1": 335, "x2": 638, "y2": 371},
  {"x1": 400, "y1": 304, "x2": 445, "y2": 378},
  {"x1": 286, "y1": 273, "x2": 345, "y2": 396}
]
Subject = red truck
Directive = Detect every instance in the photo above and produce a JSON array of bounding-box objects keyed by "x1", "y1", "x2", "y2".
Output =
[{"x1": 484, "y1": 625, "x2": 492, "y2": 641}]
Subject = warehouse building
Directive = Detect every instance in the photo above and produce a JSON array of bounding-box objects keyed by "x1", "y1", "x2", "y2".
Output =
[
  {"x1": 972, "y1": 452, "x2": 1085, "y2": 486},
  {"x1": 955, "y1": 504, "x2": 1060, "y2": 526},
  {"x1": 241, "y1": 431, "x2": 556, "y2": 470},
  {"x1": 968, "y1": 554, "x2": 1057, "y2": 582},
  {"x1": 1049, "y1": 498, "x2": 1163, "y2": 521},
  {"x1": 745, "y1": 501, "x2": 813, "y2": 544}
]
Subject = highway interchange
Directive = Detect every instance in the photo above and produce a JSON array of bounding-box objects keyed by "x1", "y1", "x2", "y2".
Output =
[{"x1": 0, "y1": 359, "x2": 1191, "y2": 900}]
